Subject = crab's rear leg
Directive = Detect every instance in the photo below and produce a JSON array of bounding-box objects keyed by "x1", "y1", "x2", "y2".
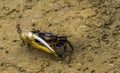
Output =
[{"x1": 62, "y1": 45, "x2": 67, "y2": 57}]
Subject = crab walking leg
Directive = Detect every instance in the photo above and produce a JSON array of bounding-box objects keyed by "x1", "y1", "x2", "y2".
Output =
[{"x1": 32, "y1": 32, "x2": 55, "y2": 52}]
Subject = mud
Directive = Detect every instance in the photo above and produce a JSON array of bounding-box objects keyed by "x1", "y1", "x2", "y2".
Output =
[{"x1": 0, "y1": 0, "x2": 120, "y2": 73}]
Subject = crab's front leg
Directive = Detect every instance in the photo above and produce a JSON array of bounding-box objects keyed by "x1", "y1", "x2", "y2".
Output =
[
  {"x1": 27, "y1": 43, "x2": 33, "y2": 51},
  {"x1": 16, "y1": 24, "x2": 26, "y2": 45}
]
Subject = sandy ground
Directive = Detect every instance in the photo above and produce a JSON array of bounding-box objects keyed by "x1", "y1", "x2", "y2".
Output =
[{"x1": 0, "y1": 0, "x2": 120, "y2": 73}]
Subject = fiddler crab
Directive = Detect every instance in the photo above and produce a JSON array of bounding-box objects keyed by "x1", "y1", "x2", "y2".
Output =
[{"x1": 17, "y1": 25, "x2": 74, "y2": 58}]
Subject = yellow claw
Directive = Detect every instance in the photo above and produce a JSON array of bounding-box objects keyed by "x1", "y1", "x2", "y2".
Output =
[{"x1": 20, "y1": 31, "x2": 57, "y2": 57}]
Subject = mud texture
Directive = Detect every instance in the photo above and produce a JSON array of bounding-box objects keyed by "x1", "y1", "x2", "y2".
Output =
[{"x1": 0, "y1": 0, "x2": 120, "y2": 73}]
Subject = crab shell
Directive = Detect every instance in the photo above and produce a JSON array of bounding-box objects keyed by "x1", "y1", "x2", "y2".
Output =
[{"x1": 20, "y1": 31, "x2": 57, "y2": 57}]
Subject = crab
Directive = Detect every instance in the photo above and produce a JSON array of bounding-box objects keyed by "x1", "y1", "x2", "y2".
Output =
[{"x1": 17, "y1": 25, "x2": 74, "y2": 57}]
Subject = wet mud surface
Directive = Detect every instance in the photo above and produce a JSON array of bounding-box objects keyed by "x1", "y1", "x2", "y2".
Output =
[{"x1": 0, "y1": 0, "x2": 120, "y2": 73}]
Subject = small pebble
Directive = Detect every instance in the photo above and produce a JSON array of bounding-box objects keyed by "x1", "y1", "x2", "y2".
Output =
[
  {"x1": 94, "y1": 51, "x2": 98, "y2": 54},
  {"x1": 77, "y1": 68, "x2": 81, "y2": 71},
  {"x1": 91, "y1": 70, "x2": 95, "y2": 73},
  {"x1": 19, "y1": 15, "x2": 22, "y2": 18},
  {"x1": 48, "y1": 24, "x2": 52, "y2": 27},
  {"x1": 3, "y1": 38, "x2": 6, "y2": 40},
  {"x1": 6, "y1": 50, "x2": 9, "y2": 54},
  {"x1": 83, "y1": 67, "x2": 89, "y2": 71},
  {"x1": 0, "y1": 47, "x2": 3, "y2": 50},
  {"x1": 0, "y1": 62, "x2": 4, "y2": 66},
  {"x1": 13, "y1": 40, "x2": 18, "y2": 42},
  {"x1": 31, "y1": 23, "x2": 36, "y2": 27}
]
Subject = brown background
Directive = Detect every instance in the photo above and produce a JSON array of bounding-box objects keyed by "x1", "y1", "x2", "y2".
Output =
[{"x1": 0, "y1": 0, "x2": 120, "y2": 73}]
